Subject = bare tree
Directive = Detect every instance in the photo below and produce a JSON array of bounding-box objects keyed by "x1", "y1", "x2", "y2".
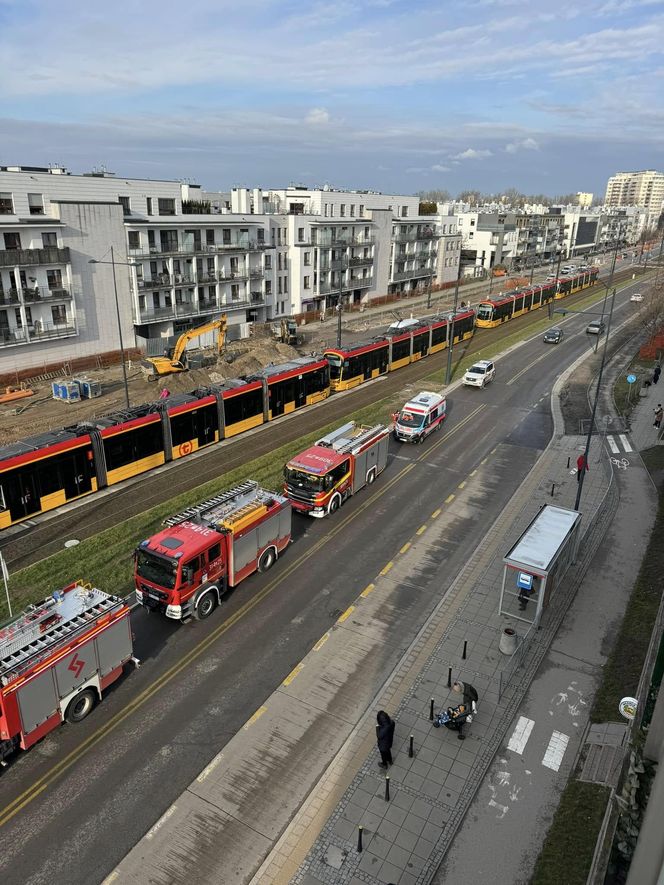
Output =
[
  {"x1": 417, "y1": 189, "x2": 451, "y2": 202},
  {"x1": 638, "y1": 279, "x2": 664, "y2": 346}
]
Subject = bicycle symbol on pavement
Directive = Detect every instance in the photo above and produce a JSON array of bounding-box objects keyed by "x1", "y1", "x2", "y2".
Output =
[{"x1": 610, "y1": 457, "x2": 630, "y2": 470}]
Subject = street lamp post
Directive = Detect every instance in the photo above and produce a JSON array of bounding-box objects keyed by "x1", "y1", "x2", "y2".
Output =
[
  {"x1": 89, "y1": 245, "x2": 134, "y2": 409},
  {"x1": 575, "y1": 287, "x2": 616, "y2": 512},
  {"x1": 336, "y1": 258, "x2": 344, "y2": 349},
  {"x1": 445, "y1": 263, "x2": 463, "y2": 386},
  {"x1": 426, "y1": 270, "x2": 434, "y2": 310}
]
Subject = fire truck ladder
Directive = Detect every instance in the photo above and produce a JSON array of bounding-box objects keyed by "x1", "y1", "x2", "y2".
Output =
[
  {"x1": 318, "y1": 422, "x2": 386, "y2": 455},
  {"x1": 163, "y1": 480, "x2": 262, "y2": 528},
  {"x1": 0, "y1": 591, "x2": 121, "y2": 683}
]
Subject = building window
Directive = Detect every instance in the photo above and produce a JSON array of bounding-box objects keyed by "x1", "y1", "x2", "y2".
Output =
[
  {"x1": 146, "y1": 197, "x2": 153, "y2": 216},
  {"x1": 158, "y1": 198, "x2": 176, "y2": 216},
  {"x1": 350, "y1": 205, "x2": 355, "y2": 217},
  {"x1": 206, "y1": 229, "x2": 215, "y2": 246},
  {"x1": 42, "y1": 232, "x2": 57, "y2": 248},
  {"x1": 298, "y1": 227, "x2": 305, "y2": 243},
  {"x1": 401, "y1": 206, "x2": 408, "y2": 217},
  {"x1": 47, "y1": 269, "x2": 63, "y2": 289},
  {"x1": 359, "y1": 205, "x2": 365, "y2": 217},
  {"x1": 0, "y1": 193, "x2": 14, "y2": 215},
  {"x1": 304, "y1": 251, "x2": 311, "y2": 266},
  {"x1": 128, "y1": 231, "x2": 140, "y2": 249},
  {"x1": 329, "y1": 204, "x2": 334, "y2": 217},
  {"x1": 51, "y1": 304, "x2": 67, "y2": 325},
  {"x1": 278, "y1": 253, "x2": 282, "y2": 271},
  {"x1": 28, "y1": 194, "x2": 44, "y2": 215},
  {"x1": 265, "y1": 280, "x2": 272, "y2": 295},
  {"x1": 223, "y1": 229, "x2": 231, "y2": 244},
  {"x1": 231, "y1": 284, "x2": 240, "y2": 300},
  {"x1": 119, "y1": 196, "x2": 131, "y2": 215},
  {"x1": 265, "y1": 255, "x2": 272, "y2": 269},
  {"x1": 304, "y1": 276, "x2": 310, "y2": 289},
  {"x1": 283, "y1": 276, "x2": 288, "y2": 293},
  {"x1": 324, "y1": 203, "x2": 328, "y2": 217},
  {"x1": 3, "y1": 232, "x2": 21, "y2": 250},
  {"x1": 340, "y1": 204, "x2": 346, "y2": 217}
]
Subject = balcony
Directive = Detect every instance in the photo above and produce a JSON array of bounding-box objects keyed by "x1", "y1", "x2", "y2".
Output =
[
  {"x1": 0, "y1": 247, "x2": 70, "y2": 268},
  {"x1": 313, "y1": 235, "x2": 375, "y2": 248},
  {"x1": 0, "y1": 290, "x2": 20, "y2": 305},
  {"x1": 0, "y1": 321, "x2": 77, "y2": 347},
  {"x1": 138, "y1": 275, "x2": 195, "y2": 290},
  {"x1": 130, "y1": 240, "x2": 269, "y2": 260},
  {"x1": 392, "y1": 230, "x2": 440, "y2": 243},
  {"x1": 349, "y1": 275, "x2": 373, "y2": 288},
  {"x1": 392, "y1": 267, "x2": 432, "y2": 281}
]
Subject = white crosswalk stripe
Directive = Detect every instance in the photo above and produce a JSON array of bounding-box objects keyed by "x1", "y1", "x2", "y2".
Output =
[
  {"x1": 507, "y1": 716, "x2": 535, "y2": 754},
  {"x1": 619, "y1": 434, "x2": 633, "y2": 452},
  {"x1": 607, "y1": 436, "x2": 620, "y2": 454},
  {"x1": 542, "y1": 731, "x2": 570, "y2": 771},
  {"x1": 607, "y1": 434, "x2": 633, "y2": 454}
]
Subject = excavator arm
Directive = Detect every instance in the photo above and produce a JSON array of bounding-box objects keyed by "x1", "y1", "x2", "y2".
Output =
[{"x1": 141, "y1": 315, "x2": 227, "y2": 380}]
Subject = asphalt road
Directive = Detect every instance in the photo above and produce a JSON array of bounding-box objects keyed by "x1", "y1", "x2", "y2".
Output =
[
  {"x1": 0, "y1": 283, "x2": 642, "y2": 885},
  {"x1": 0, "y1": 263, "x2": 641, "y2": 574}
]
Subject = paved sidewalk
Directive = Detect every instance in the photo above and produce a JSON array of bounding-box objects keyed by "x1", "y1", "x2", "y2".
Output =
[
  {"x1": 254, "y1": 412, "x2": 618, "y2": 882},
  {"x1": 629, "y1": 379, "x2": 664, "y2": 451}
]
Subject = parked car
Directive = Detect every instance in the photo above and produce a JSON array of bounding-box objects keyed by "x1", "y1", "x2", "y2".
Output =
[
  {"x1": 586, "y1": 320, "x2": 606, "y2": 335},
  {"x1": 630, "y1": 293, "x2": 643, "y2": 303},
  {"x1": 543, "y1": 327, "x2": 564, "y2": 344},
  {"x1": 463, "y1": 359, "x2": 496, "y2": 388}
]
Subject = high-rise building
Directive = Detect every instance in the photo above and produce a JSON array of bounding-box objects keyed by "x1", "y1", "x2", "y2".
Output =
[{"x1": 604, "y1": 170, "x2": 664, "y2": 213}]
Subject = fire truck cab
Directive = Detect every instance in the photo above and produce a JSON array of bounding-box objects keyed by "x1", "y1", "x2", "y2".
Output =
[
  {"x1": 134, "y1": 480, "x2": 291, "y2": 620},
  {"x1": 284, "y1": 421, "x2": 390, "y2": 517},
  {"x1": 393, "y1": 391, "x2": 446, "y2": 443},
  {"x1": 0, "y1": 583, "x2": 134, "y2": 766}
]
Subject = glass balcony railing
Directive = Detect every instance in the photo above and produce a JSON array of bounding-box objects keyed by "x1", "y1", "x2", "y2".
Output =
[{"x1": 0, "y1": 247, "x2": 70, "y2": 268}]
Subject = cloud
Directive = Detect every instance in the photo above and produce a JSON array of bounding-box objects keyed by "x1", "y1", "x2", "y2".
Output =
[
  {"x1": 452, "y1": 148, "x2": 493, "y2": 160},
  {"x1": 432, "y1": 164, "x2": 451, "y2": 172},
  {"x1": 305, "y1": 107, "x2": 330, "y2": 125},
  {"x1": 505, "y1": 137, "x2": 539, "y2": 153}
]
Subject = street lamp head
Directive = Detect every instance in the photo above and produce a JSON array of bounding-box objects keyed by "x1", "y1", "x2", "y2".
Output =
[{"x1": 88, "y1": 259, "x2": 99, "y2": 264}]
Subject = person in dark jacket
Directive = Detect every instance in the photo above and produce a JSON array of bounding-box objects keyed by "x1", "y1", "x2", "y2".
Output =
[
  {"x1": 376, "y1": 711, "x2": 395, "y2": 768},
  {"x1": 452, "y1": 681, "x2": 479, "y2": 739}
]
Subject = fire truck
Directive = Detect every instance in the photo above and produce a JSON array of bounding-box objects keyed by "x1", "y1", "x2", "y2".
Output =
[
  {"x1": 0, "y1": 582, "x2": 134, "y2": 766},
  {"x1": 284, "y1": 421, "x2": 390, "y2": 517},
  {"x1": 134, "y1": 480, "x2": 292, "y2": 620}
]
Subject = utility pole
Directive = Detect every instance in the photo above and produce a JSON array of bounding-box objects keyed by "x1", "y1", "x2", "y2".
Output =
[
  {"x1": 426, "y1": 270, "x2": 434, "y2": 310},
  {"x1": 445, "y1": 263, "x2": 463, "y2": 386},
  {"x1": 575, "y1": 287, "x2": 616, "y2": 512},
  {"x1": 336, "y1": 251, "x2": 344, "y2": 348}
]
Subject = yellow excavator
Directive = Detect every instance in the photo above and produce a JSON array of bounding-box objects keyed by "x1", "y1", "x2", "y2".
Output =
[{"x1": 141, "y1": 316, "x2": 227, "y2": 381}]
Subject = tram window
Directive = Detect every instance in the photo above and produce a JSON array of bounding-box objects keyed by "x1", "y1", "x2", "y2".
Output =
[
  {"x1": 104, "y1": 422, "x2": 162, "y2": 470},
  {"x1": 414, "y1": 332, "x2": 428, "y2": 353},
  {"x1": 391, "y1": 339, "x2": 410, "y2": 362},
  {"x1": 0, "y1": 484, "x2": 6, "y2": 510},
  {"x1": 37, "y1": 459, "x2": 63, "y2": 496},
  {"x1": 224, "y1": 388, "x2": 263, "y2": 424},
  {"x1": 270, "y1": 377, "x2": 297, "y2": 408},
  {"x1": 432, "y1": 324, "x2": 447, "y2": 345},
  {"x1": 170, "y1": 411, "x2": 195, "y2": 447}
]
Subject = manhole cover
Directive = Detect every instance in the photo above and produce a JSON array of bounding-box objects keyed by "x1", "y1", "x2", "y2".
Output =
[{"x1": 323, "y1": 844, "x2": 346, "y2": 869}]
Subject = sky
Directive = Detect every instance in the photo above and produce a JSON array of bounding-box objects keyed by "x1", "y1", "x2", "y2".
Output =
[{"x1": 0, "y1": 0, "x2": 663, "y2": 198}]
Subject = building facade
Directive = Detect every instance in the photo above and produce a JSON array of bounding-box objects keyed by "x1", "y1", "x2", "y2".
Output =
[{"x1": 604, "y1": 170, "x2": 664, "y2": 214}]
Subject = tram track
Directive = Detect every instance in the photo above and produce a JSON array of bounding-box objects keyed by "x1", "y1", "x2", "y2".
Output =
[{"x1": 1, "y1": 268, "x2": 641, "y2": 573}]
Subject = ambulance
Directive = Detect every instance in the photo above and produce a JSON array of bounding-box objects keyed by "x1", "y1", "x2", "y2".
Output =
[{"x1": 393, "y1": 391, "x2": 447, "y2": 443}]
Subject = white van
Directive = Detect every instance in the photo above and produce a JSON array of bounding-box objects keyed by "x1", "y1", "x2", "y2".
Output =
[{"x1": 393, "y1": 391, "x2": 447, "y2": 443}]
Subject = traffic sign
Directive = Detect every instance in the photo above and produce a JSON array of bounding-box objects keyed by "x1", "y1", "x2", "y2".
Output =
[{"x1": 626, "y1": 374, "x2": 637, "y2": 384}]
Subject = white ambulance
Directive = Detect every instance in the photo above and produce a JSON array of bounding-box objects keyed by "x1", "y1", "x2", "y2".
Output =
[{"x1": 393, "y1": 391, "x2": 447, "y2": 443}]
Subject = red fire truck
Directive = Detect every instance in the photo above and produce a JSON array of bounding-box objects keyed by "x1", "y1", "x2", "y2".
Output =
[
  {"x1": 284, "y1": 421, "x2": 390, "y2": 517},
  {"x1": 134, "y1": 480, "x2": 292, "y2": 620},
  {"x1": 0, "y1": 582, "x2": 135, "y2": 766}
]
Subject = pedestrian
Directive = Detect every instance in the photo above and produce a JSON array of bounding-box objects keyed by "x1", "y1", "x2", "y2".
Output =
[
  {"x1": 653, "y1": 364, "x2": 661, "y2": 385},
  {"x1": 376, "y1": 710, "x2": 395, "y2": 768},
  {"x1": 654, "y1": 404, "x2": 663, "y2": 430},
  {"x1": 319, "y1": 310, "x2": 325, "y2": 324},
  {"x1": 452, "y1": 680, "x2": 479, "y2": 717},
  {"x1": 576, "y1": 453, "x2": 589, "y2": 483}
]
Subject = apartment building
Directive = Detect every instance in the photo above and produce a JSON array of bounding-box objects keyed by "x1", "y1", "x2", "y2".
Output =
[{"x1": 604, "y1": 170, "x2": 664, "y2": 214}]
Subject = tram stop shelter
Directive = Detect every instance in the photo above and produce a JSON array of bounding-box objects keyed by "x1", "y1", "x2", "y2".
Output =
[{"x1": 499, "y1": 504, "x2": 582, "y2": 626}]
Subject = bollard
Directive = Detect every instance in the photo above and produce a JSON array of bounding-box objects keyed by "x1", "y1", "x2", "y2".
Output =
[
  {"x1": 357, "y1": 825, "x2": 363, "y2": 853},
  {"x1": 447, "y1": 667, "x2": 452, "y2": 689},
  {"x1": 409, "y1": 735, "x2": 414, "y2": 758},
  {"x1": 567, "y1": 456, "x2": 570, "y2": 469},
  {"x1": 551, "y1": 482, "x2": 555, "y2": 497},
  {"x1": 462, "y1": 640, "x2": 467, "y2": 660},
  {"x1": 429, "y1": 698, "x2": 434, "y2": 720},
  {"x1": 385, "y1": 775, "x2": 390, "y2": 802}
]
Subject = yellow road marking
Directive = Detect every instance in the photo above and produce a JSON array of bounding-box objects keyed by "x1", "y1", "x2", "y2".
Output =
[
  {"x1": 490, "y1": 447, "x2": 498, "y2": 454},
  {"x1": 416, "y1": 525, "x2": 427, "y2": 535},
  {"x1": 480, "y1": 458, "x2": 487, "y2": 465},
  {"x1": 313, "y1": 632, "x2": 330, "y2": 651},
  {"x1": 380, "y1": 562, "x2": 394, "y2": 576},
  {"x1": 360, "y1": 584, "x2": 375, "y2": 597},
  {"x1": 458, "y1": 481, "x2": 466, "y2": 489},
  {"x1": 243, "y1": 706, "x2": 267, "y2": 730},
  {"x1": 399, "y1": 542, "x2": 411, "y2": 554},
  {"x1": 283, "y1": 663, "x2": 304, "y2": 686},
  {"x1": 337, "y1": 606, "x2": 355, "y2": 624},
  {"x1": 431, "y1": 508, "x2": 441, "y2": 519},
  {"x1": 469, "y1": 470, "x2": 477, "y2": 477},
  {"x1": 0, "y1": 403, "x2": 489, "y2": 829},
  {"x1": 445, "y1": 494, "x2": 455, "y2": 504},
  {"x1": 196, "y1": 754, "x2": 224, "y2": 783}
]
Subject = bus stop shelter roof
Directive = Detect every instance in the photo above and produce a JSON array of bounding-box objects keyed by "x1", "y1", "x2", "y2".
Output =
[{"x1": 503, "y1": 504, "x2": 581, "y2": 575}]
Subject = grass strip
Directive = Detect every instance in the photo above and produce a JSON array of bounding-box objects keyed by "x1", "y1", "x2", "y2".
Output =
[
  {"x1": 590, "y1": 446, "x2": 664, "y2": 722},
  {"x1": 531, "y1": 782, "x2": 611, "y2": 885}
]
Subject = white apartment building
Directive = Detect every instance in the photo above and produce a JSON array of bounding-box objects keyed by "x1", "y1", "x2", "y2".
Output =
[
  {"x1": 604, "y1": 171, "x2": 664, "y2": 214},
  {"x1": 0, "y1": 171, "x2": 463, "y2": 375}
]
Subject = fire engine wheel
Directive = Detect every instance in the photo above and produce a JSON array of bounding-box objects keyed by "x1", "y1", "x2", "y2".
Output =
[
  {"x1": 65, "y1": 688, "x2": 96, "y2": 724},
  {"x1": 195, "y1": 590, "x2": 218, "y2": 620},
  {"x1": 258, "y1": 547, "x2": 276, "y2": 572},
  {"x1": 328, "y1": 495, "x2": 341, "y2": 514}
]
